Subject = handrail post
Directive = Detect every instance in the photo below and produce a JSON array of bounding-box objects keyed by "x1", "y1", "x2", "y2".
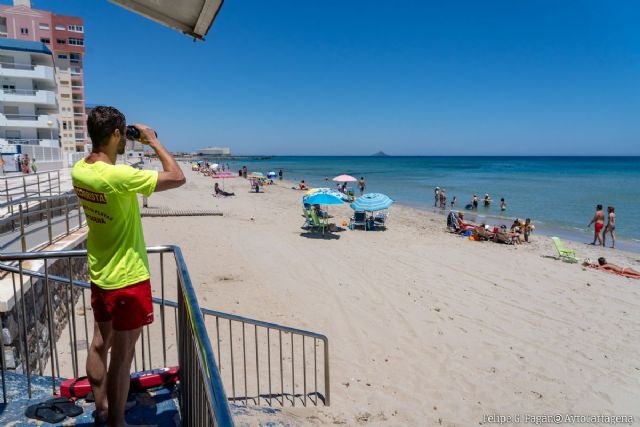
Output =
[
  {"x1": 56, "y1": 170, "x2": 60, "y2": 195},
  {"x1": 36, "y1": 173, "x2": 41, "y2": 198},
  {"x1": 77, "y1": 197, "x2": 82, "y2": 229},
  {"x1": 47, "y1": 199, "x2": 53, "y2": 244},
  {"x1": 48, "y1": 172, "x2": 52, "y2": 197},
  {"x1": 65, "y1": 196, "x2": 70, "y2": 235},
  {"x1": 19, "y1": 204, "x2": 26, "y2": 252}
]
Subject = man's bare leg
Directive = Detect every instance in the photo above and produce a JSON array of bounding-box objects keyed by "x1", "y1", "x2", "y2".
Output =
[
  {"x1": 87, "y1": 321, "x2": 113, "y2": 424},
  {"x1": 107, "y1": 327, "x2": 141, "y2": 427}
]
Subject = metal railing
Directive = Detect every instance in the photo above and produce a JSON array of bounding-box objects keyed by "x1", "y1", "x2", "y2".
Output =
[
  {"x1": 0, "y1": 246, "x2": 331, "y2": 422},
  {"x1": 2, "y1": 88, "x2": 38, "y2": 96},
  {"x1": 0, "y1": 61, "x2": 36, "y2": 70},
  {"x1": 0, "y1": 246, "x2": 235, "y2": 427},
  {"x1": 0, "y1": 170, "x2": 62, "y2": 211},
  {"x1": 203, "y1": 309, "x2": 330, "y2": 407},
  {"x1": 0, "y1": 193, "x2": 84, "y2": 252}
]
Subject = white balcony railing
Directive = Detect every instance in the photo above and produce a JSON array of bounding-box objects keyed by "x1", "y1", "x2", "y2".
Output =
[
  {"x1": 0, "y1": 62, "x2": 55, "y2": 81},
  {"x1": 0, "y1": 89, "x2": 57, "y2": 106},
  {"x1": 0, "y1": 138, "x2": 59, "y2": 147},
  {"x1": 0, "y1": 113, "x2": 59, "y2": 129}
]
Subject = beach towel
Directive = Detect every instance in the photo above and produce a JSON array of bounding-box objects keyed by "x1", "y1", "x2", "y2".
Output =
[{"x1": 586, "y1": 264, "x2": 639, "y2": 279}]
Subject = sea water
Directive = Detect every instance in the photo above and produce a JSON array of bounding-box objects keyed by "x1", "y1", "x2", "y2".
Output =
[{"x1": 212, "y1": 156, "x2": 640, "y2": 252}]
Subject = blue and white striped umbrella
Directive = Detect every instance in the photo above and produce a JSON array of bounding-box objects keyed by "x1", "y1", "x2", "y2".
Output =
[
  {"x1": 303, "y1": 192, "x2": 344, "y2": 205},
  {"x1": 304, "y1": 187, "x2": 351, "y2": 201},
  {"x1": 350, "y1": 193, "x2": 394, "y2": 211}
]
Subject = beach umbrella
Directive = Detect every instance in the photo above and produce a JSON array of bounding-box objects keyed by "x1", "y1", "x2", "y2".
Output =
[
  {"x1": 332, "y1": 174, "x2": 357, "y2": 182},
  {"x1": 303, "y1": 192, "x2": 344, "y2": 205},
  {"x1": 350, "y1": 193, "x2": 394, "y2": 212},
  {"x1": 305, "y1": 187, "x2": 351, "y2": 201}
]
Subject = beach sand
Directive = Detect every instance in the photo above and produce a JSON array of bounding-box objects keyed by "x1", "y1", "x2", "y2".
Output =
[{"x1": 82, "y1": 165, "x2": 640, "y2": 426}]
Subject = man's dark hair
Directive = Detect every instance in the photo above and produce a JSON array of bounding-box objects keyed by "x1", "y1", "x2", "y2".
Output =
[
  {"x1": 596, "y1": 204, "x2": 603, "y2": 210},
  {"x1": 87, "y1": 106, "x2": 125, "y2": 149},
  {"x1": 598, "y1": 257, "x2": 606, "y2": 265}
]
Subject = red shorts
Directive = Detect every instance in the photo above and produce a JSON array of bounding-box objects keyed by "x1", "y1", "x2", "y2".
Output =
[
  {"x1": 91, "y1": 279, "x2": 154, "y2": 331},
  {"x1": 595, "y1": 223, "x2": 604, "y2": 233}
]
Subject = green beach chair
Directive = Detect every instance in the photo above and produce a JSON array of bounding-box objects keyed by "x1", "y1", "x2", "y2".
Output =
[
  {"x1": 551, "y1": 237, "x2": 578, "y2": 263},
  {"x1": 310, "y1": 210, "x2": 330, "y2": 234}
]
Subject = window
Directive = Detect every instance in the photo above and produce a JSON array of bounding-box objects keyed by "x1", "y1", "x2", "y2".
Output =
[
  {"x1": 68, "y1": 25, "x2": 83, "y2": 33},
  {"x1": 71, "y1": 67, "x2": 81, "y2": 75},
  {"x1": 63, "y1": 121, "x2": 67, "y2": 130},
  {"x1": 55, "y1": 24, "x2": 64, "y2": 30},
  {"x1": 57, "y1": 54, "x2": 68, "y2": 59},
  {"x1": 57, "y1": 39, "x2": 66, "y2": 44},
  {"x1": 39, "y1": 23, "x2": 50, "y2": 30},
  {"x1": 60, "y1": 80, "x2": 69, "y2": 85},
  {"x1": 40, "y1": 38, "x2": 50, "y2": 44},
  {"x1": 70, "y1": 53, "x2": 81, "y2": 63},
  {"x1": 20, "y1": 27, "x2": 28, "y2": 35},
  {"x1": 68, "y1": 38, "x2": 84, "y2": 46}
]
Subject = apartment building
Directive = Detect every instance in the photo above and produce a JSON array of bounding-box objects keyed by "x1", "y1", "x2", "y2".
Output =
[
  {"x1": 0, "y1": 0, "x2": 86, "y2": 154},
  {"x1": 0, "y1": 37, "x2": 63, "y2": 171}
]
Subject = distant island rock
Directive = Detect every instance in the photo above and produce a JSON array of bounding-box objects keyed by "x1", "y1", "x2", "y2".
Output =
[{"x1": 371, "y1": 151, "x2": 389, "y2": 157}]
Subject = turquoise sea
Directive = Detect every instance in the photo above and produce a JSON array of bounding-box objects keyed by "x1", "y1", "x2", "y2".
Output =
[{"x1": 213, "y1": 156, "x2": 640, "y2": 252}]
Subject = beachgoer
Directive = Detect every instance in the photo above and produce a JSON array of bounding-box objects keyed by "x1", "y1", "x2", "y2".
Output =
[
  {"x1": 16, "y1": 155, "x2": 22, "y2": 173},
  {"x1": 72, "y1": 106, "x2": 185, "y2": 427},
  {"x1": 472, "y1": 194, "x2": 478, "y2": 210},
  {"x1": 278, "y1": 169, "x2": 283, "y2": 180},
  {"x1": 483, "y1": 194, "x2": 491, "y2": 207},
  {"x1": 603, "y1": 206, "x2": 616, "y2": 249},
  {"x1": 299, "y1": 180, "x2": 308, "y2": 190},
  {"x1": 242, "y1": 166, "x2": 247, "y2": 178},
  {"x1": 440, "y1": 189, "x2": 447, "y2": 209},
  {"x1": 450, "y1": 196, "x2": 456, "y2": 209},
  {"x1": 22, "y1": 154, "x2": 31, "y2": 174},
  {"x1": 214, "y1": 182, "x2": 234, "y2": 197},
  {"x1": 523, "y1": 218, "x2": 532, "y2": 243},
  {"x1": 31, "y1": 158, "x2": 37, "y2": 173},
  {"x1": 358, "y1": 177, "x2": 366, "y2": 195},
  {"x1": 434, "y1": 187, "x2": 440, "y2": 207},
  {"x1": 584, "y1": 257, "x2": 640, "y2": 278},
  {"x1": 238, "y1": 168, "x2": 242, "y2": 177},
  {"x1": 500, "y1": 198, "x2": 506, "y2": 211},
  {"x1": 456, "y1": 212, "x2": 475, "y2": 230},
  {"x1": 0, "y1": 157, "x2": 5, "y2": 175},
  {"x1": 312, "y1": 204, "x2": 329, "y2": 218},
  {"x1": 341, "y1": 182, "x2": 347, "y2": 193},
  {"x1": 588, "y1": 204, "x2": 605, "y2": 245}
]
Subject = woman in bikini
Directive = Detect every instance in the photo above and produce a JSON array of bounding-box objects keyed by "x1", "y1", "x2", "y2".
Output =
[
  {"x1": 585, "y1": 257, "x2": 640, "y2": 278},
  {"x1": 603, "y1": 206, "x2": 616, "y2": 249}
]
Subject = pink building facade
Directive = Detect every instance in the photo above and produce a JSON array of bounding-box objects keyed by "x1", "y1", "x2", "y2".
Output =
[{"x1": 0, "y1": 0, "x2": 86, "y2": 153}]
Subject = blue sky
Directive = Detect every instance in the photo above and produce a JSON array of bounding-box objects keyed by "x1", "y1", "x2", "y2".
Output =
[{"x1": 8, "y1": 0, "x2": 640, "y2": 155}]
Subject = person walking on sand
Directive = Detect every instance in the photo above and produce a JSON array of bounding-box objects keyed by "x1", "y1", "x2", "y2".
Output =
[
  {"x1": 603, "y1": 206, "x2": 616, "y2": 248},
  {"x1": 434, "y1": 187, "x2": 440, "y2": 207},
  {"x1": 72, "y1": 106, "x2": 185, "y2": 427},
  {"x1": 588, "y1": 204, "x2": 605, "y2": 246},
  {"x1": 358, "y1": 177, "x2": 366, "y2": 195}
]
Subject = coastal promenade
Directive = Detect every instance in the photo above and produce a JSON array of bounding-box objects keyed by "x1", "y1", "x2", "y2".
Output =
[{"x1": 141, "y1": 165, "x2": 640, "y2": 425}]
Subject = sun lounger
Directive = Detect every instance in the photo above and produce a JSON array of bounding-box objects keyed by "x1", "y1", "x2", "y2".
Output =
[
  {"x1": 551, "y1": 236, "x2": 578, "y2": 263},
  {"x1": 350, "y1": 211, "x2": 368, "y2": 230},
  {"x1": 374, "y1": 212, "x2": 389, "y2": 228}
]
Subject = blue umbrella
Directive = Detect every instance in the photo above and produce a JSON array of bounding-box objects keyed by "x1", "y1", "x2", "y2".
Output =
[
  {"x1": 350, "y1": 193, "x2": 394, "y2": 211},
  {"x1": 305, "y1": 187, "x2": 351, "y2": 201},
  {"x1": 303, "y1": 192, "x2": 344, "y2": 205}
]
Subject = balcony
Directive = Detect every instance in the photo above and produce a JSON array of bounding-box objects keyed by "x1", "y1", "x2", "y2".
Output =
[
  {"x1": 0, "y1": 62, "x2": 55, "y2": 81},
  {"x1": 0, "y1": 114, "x2": 58, "y2": 129},
  {"x1": 0, "y1": 89, "x2": 57, "y2": 106},
  {"x1": 0, "y1": 138, "x2": 59, "y2": 147}
]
